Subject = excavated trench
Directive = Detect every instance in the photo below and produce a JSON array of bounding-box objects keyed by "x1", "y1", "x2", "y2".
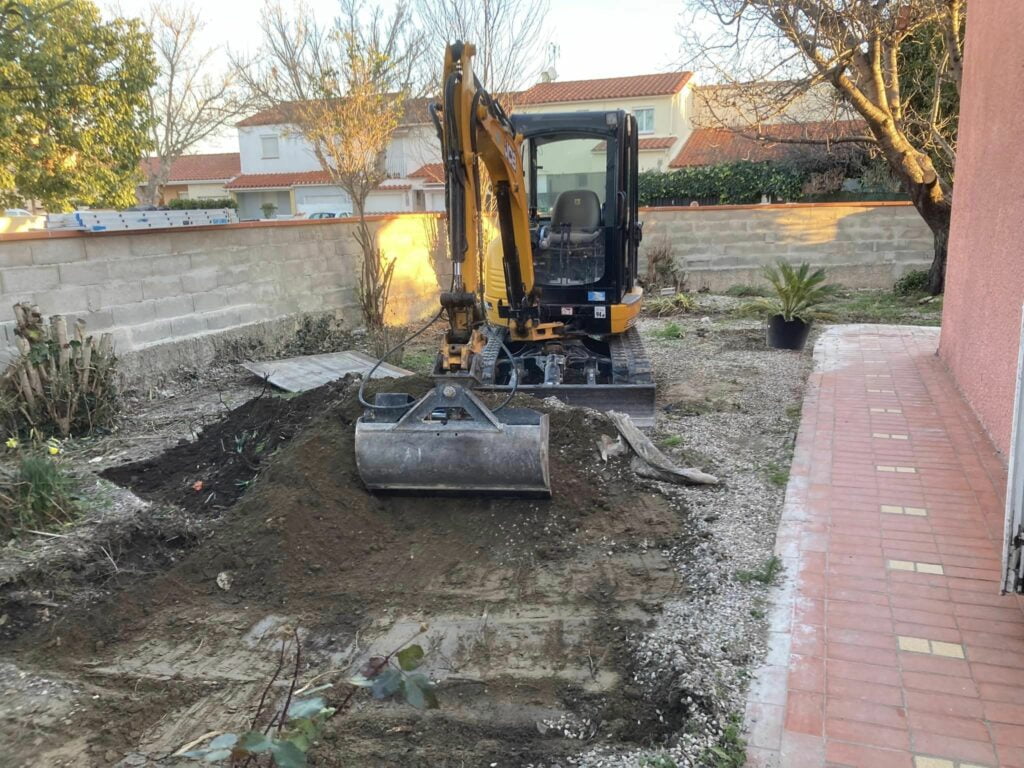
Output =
[{"x1": 1, "y1": 376, "x2": 698, "y2": 767}]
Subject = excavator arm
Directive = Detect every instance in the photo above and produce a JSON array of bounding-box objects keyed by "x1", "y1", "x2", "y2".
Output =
[{"x1": 432, "y1": 41, "x2": 541, "y2": 369}]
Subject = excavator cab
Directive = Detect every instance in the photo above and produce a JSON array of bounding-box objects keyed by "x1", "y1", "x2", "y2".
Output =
[{"x1": 479, "y1": 111, "x2": 654, "y2": 424}]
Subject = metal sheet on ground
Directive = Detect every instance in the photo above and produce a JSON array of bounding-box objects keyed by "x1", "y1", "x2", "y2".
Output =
[{"x1": 241, "y1": 350, "x2": 412, "y2": 392}]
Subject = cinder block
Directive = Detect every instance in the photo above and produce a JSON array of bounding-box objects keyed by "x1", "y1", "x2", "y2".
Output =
[
  {"x1": 193, "y1": 291, "x2": 228, "y2": 313},
  {"x1": 129, "y1": 234, "x2": 173, "y2": 257},
  {"x1": 66, "y1": 309, "x2": 114, "y2": 332},
  {"x1": 84, "y1": 235, "x2": 134, "y2": 261},
  {"x1": 152, "y1": 295, "x2": 195, "y2": 318},
  {"x1": 112, "y1": 301, "x2": 157, "y2": 327},
  {"x1": 87, "y1": 281, "x2": 144, "y2": 310},
  {"x1": 30, "y1": 238, "x2": 87, "y2": 266},
  {"x1": 150, "y1": 254, "x2": 193, "y2": 276},
  {"x1": 141, "y1": 275, "x2": 183, "y2": 299},
  {"x1": 129, "y1": 318, "x2": 173, "y2": 345},
  {"x1": 106, "y1": 257, "x2": 153, "y2": 280},
  {"x1": 33, "y1": 286, "x2": 90, "y2": 313},
  {"x1": 2, "y1": 265, "x2": 60, "y2": 294},
  {"x1": 181, "y1": 268, "x2": 219, "y2": 294},
  {"x1": 0, "y1": 243, "x2": 33, "y2": 268},
  {"x1": 59, "y1": 260, "x2": 110, "y2": 286},
  {"x1": 203, "y1": 307, "x2": 242, "y2": 330},
  {"x1": 170, "y1": 314, "x2": 208, "y2": 337}
]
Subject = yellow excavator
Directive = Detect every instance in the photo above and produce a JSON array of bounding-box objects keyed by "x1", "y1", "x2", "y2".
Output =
[{"x1": 355, "y1": 41, "x2": 653, "y2": 495}]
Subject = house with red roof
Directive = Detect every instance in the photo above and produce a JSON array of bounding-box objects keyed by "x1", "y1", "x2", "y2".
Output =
[
  {"x1": 137, "y1": 153, "x2": 240, "y2": 205},
  {"x1": 225, "y1": 72, "x2": 858, "y2": 219}
]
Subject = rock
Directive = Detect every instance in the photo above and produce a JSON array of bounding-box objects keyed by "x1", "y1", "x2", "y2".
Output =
[{"x1": 216, "y1": 571, "x2": 233, "y2": 591}]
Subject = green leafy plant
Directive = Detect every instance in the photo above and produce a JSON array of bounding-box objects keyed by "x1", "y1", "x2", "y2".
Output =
[
  {"x1": 893, "y1": 269, "x2": 929, "y2": 296},
  {"x1": 638, "y1": 162, "x2": 805, "y2": 206},
  {"x1": 181, "y1": 630, "x2": 437, "y2": 767},
  {"x1": 645, "y1": 293, "x2": 696, "y2": 317},
  {"x1": 702, "y1": 717, "x2": 747, "y2": 767},
  {"x1": 736, "y1": 556, "x2": 783, "y2": 585},
  {"x1": 651, "y1": 322, "x2": 685, "y2": 340},
  {"x1": 168, "y1": 197, "x2": 238, "y2": 210},
  {"x1": 661, "y1": 435, "x2": 683, "y2": 448},
  {"x1": 0, "y1": 452, "x2": 79, "y2": 539},
  {"x1": 260, "y1": 202, "x2": 279, "y2": 219},
  {"x1": 743, "y1": 262, "x2": 838, "y2": 323},
  {"x1": 723, "y1": 284, "x2": 769, "y2": 298}
]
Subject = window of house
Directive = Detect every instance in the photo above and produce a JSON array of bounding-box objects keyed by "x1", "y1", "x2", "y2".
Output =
[
  {"x1": 634, "y1": 108, "x2": 655, "y2": 134},
  {"x1": 260, "y1": 135, "x2": 279, "y2": 159}
]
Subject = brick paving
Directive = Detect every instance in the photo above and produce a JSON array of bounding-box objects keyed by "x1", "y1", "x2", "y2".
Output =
[{"x1": 745, "y1": 325, "x2": 1024, "y2": 768}]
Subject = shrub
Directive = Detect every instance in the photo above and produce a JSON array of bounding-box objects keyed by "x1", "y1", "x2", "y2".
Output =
[
  {"x1": 742, "y1": 262, "x2": 838, "y2": 323},
  {"x1": 168, "y1": 197, "x2": 237, "y2": 210},
  {"x1": 0, "y1": 452, "x2": 78, "y2": 539},
  {"x1": 639, "y1": 162, "x2": 805, "y2": 207},
  {"x1": 645, "y1": 293, "x2": 696, "y2": 317},
  {"x1": 893, "y1": 269, "x2": 929, "y2": 296},
  {"x1": 651, "y1": 322, "x2": 685, "y2": 340},
  {"x1": 643, "y1": 240, "x2": 686, "y2": 291},
  {"x1": 0, "y1": 304, "x2": 119, "y2": 438}
]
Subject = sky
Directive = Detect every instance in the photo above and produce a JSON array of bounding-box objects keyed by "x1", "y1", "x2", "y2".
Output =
[{"x1": 109, "y1": 0, "x2": 694, "y2": 152}]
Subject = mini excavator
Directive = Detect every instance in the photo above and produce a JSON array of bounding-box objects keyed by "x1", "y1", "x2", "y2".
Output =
[{"x1": 355, "y1": 41, "x2": 653, "y2": 496}]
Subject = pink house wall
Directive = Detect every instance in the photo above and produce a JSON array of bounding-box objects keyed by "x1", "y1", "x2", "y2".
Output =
[{"x1": 939, "y1": 0, "x2": 1024, "y2": 457}]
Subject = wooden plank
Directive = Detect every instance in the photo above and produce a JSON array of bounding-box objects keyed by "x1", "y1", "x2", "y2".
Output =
[{"x1": 241, "y1": 350, "x2": 414, "y2": 393}]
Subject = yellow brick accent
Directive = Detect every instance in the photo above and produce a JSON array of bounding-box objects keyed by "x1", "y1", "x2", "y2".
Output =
[
  {"x1": 916, "y1": 562, "x2": 944, "y2": 575},
  {"x1": 914, "y1": 758, "x2": 954, "y2": 768},
  {"x1": 881, "y1": 504, "x2": 904, "y2": 514},
  {"x1": 905, "y1": 507, "x2": 928, "y2": 516},
  {"x1": 896, "y1": 466, "x2": 917, "y2": 473},
  {"x1": 931, "y1": 641, "x2": 965, "y2": 659},
  {"x1": 898, "y1": 636, "x2": 931, "y2": 653},
  {"x1": 888, "y1": 560, "x2": 915, "y2": 571}
]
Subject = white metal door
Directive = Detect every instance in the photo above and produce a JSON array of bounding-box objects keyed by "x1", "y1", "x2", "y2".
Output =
[{"x1": 1001, "y1": 304, "x2": 1024, "y2": 592}]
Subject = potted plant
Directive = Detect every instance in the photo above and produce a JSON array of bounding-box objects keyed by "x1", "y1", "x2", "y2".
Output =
[
  {"x1": 260, "y1": 202, "x2": 278, "y2": 219},
  {"x1": 745, "y1": 261, "x2": 836, "y2": 350}
]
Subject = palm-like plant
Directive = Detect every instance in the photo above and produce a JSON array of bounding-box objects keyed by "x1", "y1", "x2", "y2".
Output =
[{"x1": 746, "y1": 261, "x2": 837, "y2": 323}]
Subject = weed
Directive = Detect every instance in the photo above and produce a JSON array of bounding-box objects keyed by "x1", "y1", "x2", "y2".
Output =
[
  {"x1": 640, "y1": 755, "x2": 678, "y2": 768},
  {"x1": 750, "y1": 607, "x2": 766, "y2": 619},
  {"x1": 785, "y1": 404, "x2": 802, "y2": 420},
  {"x1": 701, "y1": 718, "x2": 747, "y2": 767},
  {"x1": 764, "y1": 460, "x2": 790, "y2": 487},
  {"x1": 723, "y1": 284, "x2": 769, "y2": 298},
  {"x1": 893, "y1": 269, "x2": 929, "y2": 296},
  {"x1": 736, "y1": 555, "x2": 783, "y2": 585},
  {"x1": 0, "y1": 453, "x2": 79, "y2": 539},
  {"x1": 819, "y1": 289, "x2": 942, "y2": 326},
  {"x1": 645, "y1": 293, "x2": 697, "y2": 317},
  {"x1": 401, "y1": 351, "x2": 437, "y2": 375},
  {"x1": 652, "y1": 322, "x2": 685, "y2": 340},
  {"x1": 661, "y1": 435, "x2": 683, "y2": 448}
]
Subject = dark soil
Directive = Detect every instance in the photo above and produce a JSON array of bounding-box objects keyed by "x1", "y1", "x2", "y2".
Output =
[{"x1": 6, "y1": 375, "x2": 689, "y2": 766}]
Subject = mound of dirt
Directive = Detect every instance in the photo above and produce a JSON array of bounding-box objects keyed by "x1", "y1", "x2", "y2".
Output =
[{"x1": 90, "y1": 377, "x2": 672, "y2": 628}]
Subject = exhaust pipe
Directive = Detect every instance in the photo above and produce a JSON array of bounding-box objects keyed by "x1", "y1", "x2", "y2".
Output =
[{"x1": 355, "y1": 382, "x2": 551, "y2": 496}]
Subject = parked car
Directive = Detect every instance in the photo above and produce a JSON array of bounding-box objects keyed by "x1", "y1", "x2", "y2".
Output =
[
  {"x1": 4, "y1": 208, "x2": 32, "y2": 217},
  {"x1": 302, "y1": 210, "x2": 353, "y2": 220}
]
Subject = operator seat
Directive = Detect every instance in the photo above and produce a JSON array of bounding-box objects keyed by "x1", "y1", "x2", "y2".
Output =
[{"x1": 539, "y1": 189, "x2": 602, "y2": 247}]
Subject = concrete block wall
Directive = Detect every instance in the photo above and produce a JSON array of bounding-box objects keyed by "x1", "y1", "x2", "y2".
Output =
[
  {"x1": 638, "y1": 201, "x2": 934, "y2": 291},
  {"x1": 0, "y1": 203, "x2": 931, "y2": 372},
  {"x1": 0, "y1": 214, "x2": 447, "y2": 362}
]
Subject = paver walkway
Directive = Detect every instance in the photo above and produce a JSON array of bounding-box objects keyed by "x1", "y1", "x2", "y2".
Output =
[{"x1": 745, "y1": 325, "x2": 1024, "y2": 768}]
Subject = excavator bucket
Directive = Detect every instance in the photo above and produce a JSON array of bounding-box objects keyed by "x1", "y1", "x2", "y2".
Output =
[{"x1": 355, "y1": 382, "x2": 550, "y2": 496}]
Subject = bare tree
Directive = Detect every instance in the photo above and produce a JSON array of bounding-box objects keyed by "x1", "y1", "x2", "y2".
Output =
[
  {"x1": 680, "y1": 0, "x2": 965, "y2": 293},
  {"x1": 415, "y1": 0, "x2": 549, "y2": 97},
  {"x1": 236, "y1": 0, "x2": 425, "y2": 347},
  {"x1": 141, "y1": 1, "x2": 249, "y2": 205}
]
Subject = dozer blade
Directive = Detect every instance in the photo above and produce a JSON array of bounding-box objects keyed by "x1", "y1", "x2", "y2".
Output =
[
  {"x1": 478, "y1": 383, "x2": 656, "y2": 427},
  {"x1": 355, "y1": 382, "x2": 550, "y2": 496}
]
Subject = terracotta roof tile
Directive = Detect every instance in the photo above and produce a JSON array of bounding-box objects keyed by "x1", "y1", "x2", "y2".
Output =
[
  {"x1": 516, "y1": 72, "x2": 692, "y2": 105},
  {"x1": 225, "y1": 171, "x2": 332, "y2": 190},
  {"x1": 409, "y1": 163, "x2": 444, "y2": 183},
  {"x1": 595, "y1": 137, "x2": 678, "y2": 152},
  {"x1": 670, "y1": 121, "x2": 867, "y2": 167},
  {"x1": 140, "y1": 153, "x2": 240, "y2": 182},
  {"x1": 238, "y1": 97, "x2": 433, "y2": 128}
]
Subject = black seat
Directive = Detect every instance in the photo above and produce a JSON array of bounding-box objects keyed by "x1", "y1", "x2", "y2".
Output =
[{"x1": 540, "y1": 189, "x2": 602, "y2": 247}]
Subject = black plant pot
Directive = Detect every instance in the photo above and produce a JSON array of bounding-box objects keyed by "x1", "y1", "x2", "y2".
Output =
[{"x1": 767, "y1": 314, "x2": 811, "y2": 350}]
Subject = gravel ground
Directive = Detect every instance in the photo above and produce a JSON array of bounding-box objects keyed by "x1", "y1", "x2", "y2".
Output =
[{"x1": 568, "y1": 300, "x2": 813, "y2": 767}]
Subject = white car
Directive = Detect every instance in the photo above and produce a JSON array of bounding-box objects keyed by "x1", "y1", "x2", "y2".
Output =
[
  {"x1": 5, "y1": 208, "x2": 32, "y2": 217},
  {"x1": 303, "y1": 210, "x2": 353, "y2": 220}
]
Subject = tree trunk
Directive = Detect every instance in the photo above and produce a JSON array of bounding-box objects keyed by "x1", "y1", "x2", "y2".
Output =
[{"x1": 907, "y1": 185, "x2": 951, "y2": 296}]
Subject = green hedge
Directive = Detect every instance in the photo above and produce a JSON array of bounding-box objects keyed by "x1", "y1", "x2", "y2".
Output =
[
  {"x1": 168, "y1": 197, "x2": 237, "y2": 210},
  {"x1": 638, "y1": 162, "x2": 805, "y2": 206}
]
